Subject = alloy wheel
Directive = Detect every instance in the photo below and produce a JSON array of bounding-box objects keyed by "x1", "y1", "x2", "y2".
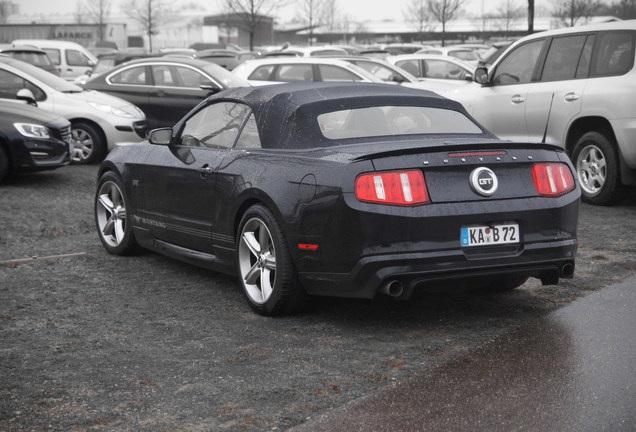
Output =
[
  {"x1": 96, "y1": 181, "x2": 127, "y2": 248},
  {"x1": 576, "y1": 144, "x2": 606, "y2": 195},
  {"x1": 70, "y1": 128, "x2": 94, "y2": 163},
  {"x1": 238, "y1": 217, "x2": 277, "y2": 305}
]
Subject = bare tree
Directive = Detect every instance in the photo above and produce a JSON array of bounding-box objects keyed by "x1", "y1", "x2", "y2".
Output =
[
  {"x1": 224, "y1": 0, "x2": 288, "y2": 51},
  {"x1": 295, "y1": 0, "x2": 330, "y2": 45},
  {"x1": 322, "y1": 0, "x2": 338, "y2": 32},
  {"x1": 552, "y1": 0, "x2": 602, "y2": 27},
  {"x1": 0, "y1": 2, "x2": 10, "y2": 24},
  {"x1": 598, "y1": 0, "x2": 636, "y2": 19},
  {"x1": 495, "y1": 0, "x2": 525, "y2": 38},
  {"x1": 85, "y1": 0, "x2": 112, "y2": 41},
  {"x1": 73, "y1": 1, "x2": 87, "y2": 23},
  {"x1": 120, "y1": 0, "x2": 170, "y2": 52},
  {"x1": 404, "y1": 0, "x2": 432, "y2": 41},
  {"x1": 427, "y1": 0, "x2": 465, "y2": 46}
]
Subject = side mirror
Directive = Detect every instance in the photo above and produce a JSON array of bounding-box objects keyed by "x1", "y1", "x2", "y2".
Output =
[
  {"x1": 16, "y1": 88, "x2": 37, "y2": 106},
  {"x1": 474, "y1": 67, "x2": 488, "y2": 85},
  {"x1": 200, "y1": 81, "x2": 220, "y2": 93},
  {"x1": 391, "y1": 74, "x2": 406, "y2": 84},
  {"x1": 148, "y1": 127, "x2": 173, "y2": 145}
]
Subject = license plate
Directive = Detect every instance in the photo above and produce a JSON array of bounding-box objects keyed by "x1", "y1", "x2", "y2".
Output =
[{"x1": 461, "y1": 224, "x2": 519, "y2": 247}]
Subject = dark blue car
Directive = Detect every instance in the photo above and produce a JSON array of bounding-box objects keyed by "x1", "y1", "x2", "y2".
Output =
[
  {"x1": 0, "y1": 100, "x2": 70, "y2": 182},
  {"x1": 95, "y1": 82, "x2": 580, "y2": 316}
]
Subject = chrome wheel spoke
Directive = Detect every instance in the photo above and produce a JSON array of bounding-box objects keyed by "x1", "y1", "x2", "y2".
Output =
[
  {"x1": 98, "y1": 194, "x2": 115, "y2": 213},
  {"x1": 242, "y1": 231, "x2": 261, "y2": 257},
  {"x1": 263, "y1": 253, "x2": 276, "y2": 271},
  {"x1": 260, "y1": 269, "x2": 274, "y2": 302},
  {"x1": 244, "y1": 263, "x2": 261, "y2": 286}
]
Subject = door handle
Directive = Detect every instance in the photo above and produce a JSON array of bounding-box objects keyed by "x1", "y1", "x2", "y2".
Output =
[
  {"x1": 197, "y1": 165, "x2": 213, "y2": 177},
  {"x1": 511, "y1": 95, "x2": 525, "y2": 104},
  {"x1": 154, "y1": 90, "x2": 166, "y2": 97},
  {"x1": 564, "y1": 92, "x2": 580, "y2": 102}
]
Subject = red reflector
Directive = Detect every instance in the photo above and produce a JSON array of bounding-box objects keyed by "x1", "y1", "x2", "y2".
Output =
[
  {"x1": 448, "y1": 151, "x2": 507, "y2": 158},
  {"x1": 355, "y1": 170, "x2": 430, "y2": 205},
  {"x1": 532, "y1": 163, "x2": 575, "y2": 197},
  {"x1": 298, "y1": 244, "x2": 319, "y2": 250}
]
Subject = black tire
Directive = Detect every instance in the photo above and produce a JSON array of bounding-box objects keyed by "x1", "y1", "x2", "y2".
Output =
[
  {"x1": 477, "y1": 275, "x2": 528, "y2": 293},
  {"x1": 70, "y1": 121, "x2": 106, "y2": 164},
  {"x1": 236, "y1": 204, "x2": 308, "y2": 316},
  {"x1": 0, "y1": 145, "x2": 9, "y2": 182},
  {"x1": 571, "y1": 131, "x2": 623, "y2": 206},
  {"x1": 94, "y1": 171, "x2": 139, "y2": 255}
]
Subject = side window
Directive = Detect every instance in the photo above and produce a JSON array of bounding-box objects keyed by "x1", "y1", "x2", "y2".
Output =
[
  {"x1": 492, "y1": 39, "x2": 544, "y2": 85},
  {"x1": 151, "y1": 65, "x2": 176, "y2": 86},
  {"x1": 540, "y1": 35, "x2": 587, "y2": 82},
  {"x1": 576, "y1": 35, "x2": 595, "y2": 78},
  {"x1": 355, "y1": 61, "x2": 394, "y2": 81},
  {"x1": 66, "y1": 49, "x2": 92, "y2": 67},
  {"x1": 0, "y1": 69, "x2": 25, "y2": 99},
  {"x1": 42, "y1": 48, "x2": 60, "y2": 65},
  {"x1": 248, "y1": 65, "x2": 275, "y2": 81},
  {"x1": 110, "y1": 66, "x2": 147, "y2": 85},
  {"x1": 591, "y1": 31, "x2": 635, "y2": 77},
  {"x1": 235, "y1": 114, "x2": 262, "y2": 149},
  {"x1": 180, "y1": 102, "x2": 251, "y2": 149},
  {"x1": 0, "y1": 69, "x2": 45, "y2": 101},
  {"x1": 423, "y1": 60, "x2": 468, "y2": 80},
  {"x1": 396, "y1": 60, "x2": 420, "y2": 77},
  {"x1": 175, "y1": 66, "x2": 209, "y2": 88},
  {"x1": 318, "y1": 64, "x2": 361, "y2": 81},
  {"x1": 275, "y1": 64, "x2": 313, "y2": 82}
]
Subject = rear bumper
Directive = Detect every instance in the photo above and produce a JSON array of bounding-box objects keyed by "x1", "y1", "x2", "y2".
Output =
[{"x1": 299, "y1": 239, "x2": 577, "y2": 299}]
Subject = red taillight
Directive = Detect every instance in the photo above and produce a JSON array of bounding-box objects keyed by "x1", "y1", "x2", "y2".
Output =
[
  {"x1": 532, "y1": 163, "x2": 575, "y2": 197},
  {"x1": 355, "y1": 170, "x2": 430, "y2": 205}
]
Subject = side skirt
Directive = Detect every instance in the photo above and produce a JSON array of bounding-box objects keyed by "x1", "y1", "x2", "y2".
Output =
[{"x1": 133, "y1": 226, "x2": 235, "y2": 276}]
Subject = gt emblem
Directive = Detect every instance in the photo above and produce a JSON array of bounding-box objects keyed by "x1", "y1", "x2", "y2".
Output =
[{"x1": 470, "y1": 167, "x2": 498, "y2": 196}]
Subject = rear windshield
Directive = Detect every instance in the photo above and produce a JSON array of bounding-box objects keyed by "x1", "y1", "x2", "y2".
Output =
[{"x1": 317, "y1": 106, "x2": 482, "y2": 140}]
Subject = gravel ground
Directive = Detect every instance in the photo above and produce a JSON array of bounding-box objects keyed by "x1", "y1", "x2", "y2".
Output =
[{"x1": 1, "y1": 165, "x2": 635, "y2": 431}]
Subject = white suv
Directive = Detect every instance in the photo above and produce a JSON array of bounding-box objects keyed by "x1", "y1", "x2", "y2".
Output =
[{"x1": 442, "y1": 20, "x2": 636, "y2": 205}]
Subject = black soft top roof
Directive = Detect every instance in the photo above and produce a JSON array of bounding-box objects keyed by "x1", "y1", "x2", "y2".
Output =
[{"x1": 205, "y1": 82, "x2": 493, "y2": 149}]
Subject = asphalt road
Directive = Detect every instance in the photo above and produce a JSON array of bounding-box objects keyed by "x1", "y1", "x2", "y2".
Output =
[{"x1": 1, "y1": 165, "x2": 635, "y2": 431}]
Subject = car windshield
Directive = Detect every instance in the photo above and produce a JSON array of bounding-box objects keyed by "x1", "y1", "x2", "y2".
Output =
[
  {"x1": 318, "y1": 106, "x2": 482, "y2": 139},
  {"x1": 201, "y1": 62, "x2": 249, "y2": 88},
  {"x1": 450, "y1": 50, "x2": 479, "y2": 61},
  {"x1": 9, "y1": 51, "x2": 54, "y2": 67},
  {"x1": 8, "y1": 59, "x2": 82, "y2": 92},
  {"x1": 92, "y1": 58, "x2": 116, "y2": 75}
]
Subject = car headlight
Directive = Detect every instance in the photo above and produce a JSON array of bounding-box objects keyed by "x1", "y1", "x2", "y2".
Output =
[
  {"x1": 14, "y1": 123, "x2": 51, "y2": 139},
  {"x1": 88, "y1": 101, "x2": 135, "y2": 119}
]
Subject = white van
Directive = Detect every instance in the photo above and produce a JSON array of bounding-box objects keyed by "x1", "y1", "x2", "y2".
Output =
[{"x1": 11, "y1": 39, "x2": 98, "y2": 81}]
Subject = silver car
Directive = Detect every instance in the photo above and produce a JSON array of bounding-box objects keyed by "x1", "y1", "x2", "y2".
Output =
[
  {"x1": 442, "y1": 20, "x2": 636, "y2": 205},
  {"x1": 0, "y1": 56, "x2": 146, "y2": 164},
  {"x1": 232, "y1": 57, "x2": 383, "y2": 86}
]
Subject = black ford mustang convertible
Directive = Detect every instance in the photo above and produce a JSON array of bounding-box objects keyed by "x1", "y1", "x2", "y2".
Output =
[{"x1": 95, "y1": 82, "x2": 580, "y2": 315}]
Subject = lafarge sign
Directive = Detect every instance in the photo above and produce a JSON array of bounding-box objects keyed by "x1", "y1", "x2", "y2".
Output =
[{"x1": 49, "y1": 26, "x2": 97, "y2": 44}]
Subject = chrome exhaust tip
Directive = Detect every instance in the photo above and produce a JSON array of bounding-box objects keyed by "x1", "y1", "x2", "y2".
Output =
[
  {"x1": 379, "y1": 280, "x2": 404, "y2": 297},
  {"x1": 561, "y1": 262, "x2": 575, "y2": 278}
]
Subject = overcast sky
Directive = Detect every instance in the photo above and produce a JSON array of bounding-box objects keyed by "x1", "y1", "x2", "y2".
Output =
[{"x1": 16, "y1": 0, "x2": 557, "y2": 23}]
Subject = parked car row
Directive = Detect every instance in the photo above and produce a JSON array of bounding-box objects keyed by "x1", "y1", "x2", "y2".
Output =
[
  {"x1": 1, "y1": 21, "x2": 635, "y2": 206},
  {"x1": 0, "y1": 55, "x2": 146, "y2": 165}
]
